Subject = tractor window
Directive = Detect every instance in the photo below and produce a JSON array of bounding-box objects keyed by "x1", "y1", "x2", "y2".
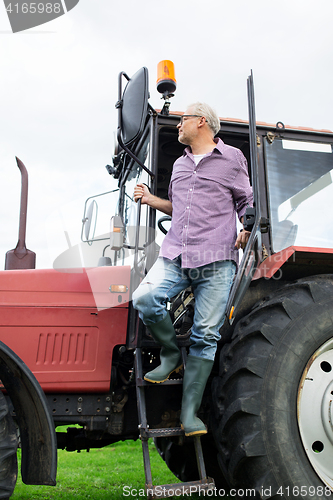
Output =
[{"x1": 265, "y1": 138, "x2": 333, "y2": 252}]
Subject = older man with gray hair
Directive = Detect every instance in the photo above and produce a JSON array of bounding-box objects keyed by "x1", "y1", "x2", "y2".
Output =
[{"x1": 132, "y1": 102, "x2": 253, "y2": 437}]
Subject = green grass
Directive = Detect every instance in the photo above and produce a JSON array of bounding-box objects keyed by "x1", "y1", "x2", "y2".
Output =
[{"x1": 12, "y1": 439, "x2": 207, "y2": 499}]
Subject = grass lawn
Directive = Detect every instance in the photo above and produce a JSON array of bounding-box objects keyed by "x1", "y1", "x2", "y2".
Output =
[{"x1": 12, "y1": 438, "x2": 209, "y2": 499}]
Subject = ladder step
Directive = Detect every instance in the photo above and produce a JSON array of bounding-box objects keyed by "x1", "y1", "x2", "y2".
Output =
[
  {"x1": 135, "y1": 347, "x2": 215, "y2": 495},
  {"x1": 146, "y1": 479, "x2": 216, "y2": 499},
  {"x1": 136, "y1": 377, "x2": 183, "y2": 387},
  {"x1": 140, "y1": 427, "x2": 183, "y2": 438}
]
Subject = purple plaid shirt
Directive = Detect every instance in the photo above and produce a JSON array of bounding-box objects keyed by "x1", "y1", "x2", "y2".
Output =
[{"x1": 160, "y1": 138, "x2": 253, "y2": 268}]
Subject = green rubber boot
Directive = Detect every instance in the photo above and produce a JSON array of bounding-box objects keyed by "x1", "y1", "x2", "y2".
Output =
[
  {"x1": 180, "y1": 355, "x2": 214, "y2": 436},
  {"x1": 144, "y1": 314, "x2": 182, "y2": 383}
]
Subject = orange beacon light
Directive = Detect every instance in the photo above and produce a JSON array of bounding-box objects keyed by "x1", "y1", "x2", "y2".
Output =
[{"x1": 156, "y1": 60, "x2": 177, "y2": 96}]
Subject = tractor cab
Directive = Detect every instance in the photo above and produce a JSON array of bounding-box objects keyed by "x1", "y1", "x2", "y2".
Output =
[{"x1": 80, "y1": 63, "x2": 256, "y2": 326}]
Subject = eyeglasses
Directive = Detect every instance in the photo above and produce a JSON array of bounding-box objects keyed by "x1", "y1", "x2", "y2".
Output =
[{"x1": 179, "y1": 115, "x2": 204, "y2": 124}]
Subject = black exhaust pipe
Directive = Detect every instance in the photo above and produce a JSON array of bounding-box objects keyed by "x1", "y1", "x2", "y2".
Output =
[{"x1": 5, "y1": 157, "x2": 36, "y2": 270}]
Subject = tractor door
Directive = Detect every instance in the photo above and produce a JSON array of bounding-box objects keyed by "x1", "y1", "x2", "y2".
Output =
[{"x1": 225, "y1": 71, "x2": 264, "y2": 324}]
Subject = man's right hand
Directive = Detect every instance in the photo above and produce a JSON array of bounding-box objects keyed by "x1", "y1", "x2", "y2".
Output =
[
  {"x1": 134, "y1": 183, "x2": 151, "y2": 204},
  {"x1": 134, "y1": 183, "x2": 173, "y2": 216}
]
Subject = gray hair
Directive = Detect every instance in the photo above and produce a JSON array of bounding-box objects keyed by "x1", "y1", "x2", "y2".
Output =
[{"x1": 189, "y1": 102, "x2": 221, "y2": 136}]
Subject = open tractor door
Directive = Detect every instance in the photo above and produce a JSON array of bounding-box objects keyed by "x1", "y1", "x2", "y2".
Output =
[{"x1": 225, "y1": 70, "x2": 264, "y2": 325}]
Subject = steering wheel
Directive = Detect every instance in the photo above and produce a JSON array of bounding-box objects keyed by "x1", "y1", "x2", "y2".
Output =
[{"x1": 157, "y1": 216, "x2": 172, "y2": 235}]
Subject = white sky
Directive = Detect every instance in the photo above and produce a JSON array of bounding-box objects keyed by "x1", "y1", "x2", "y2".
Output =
[{"x1": 0, "y1": 0, "x2": 332, "y2": 269}]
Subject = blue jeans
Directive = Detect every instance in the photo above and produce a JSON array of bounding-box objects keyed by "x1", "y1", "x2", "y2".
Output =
[{"x1": 132, "y1": 256, "x2": 236, "y2": 360}]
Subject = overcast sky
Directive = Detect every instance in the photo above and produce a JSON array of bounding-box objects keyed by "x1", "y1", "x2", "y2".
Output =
[{"x1": 0, "y1": 0, "x2": 332, "y2": 269}]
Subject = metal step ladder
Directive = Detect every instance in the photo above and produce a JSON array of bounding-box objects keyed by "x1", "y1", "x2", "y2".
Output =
[{"x1": 134, "y1": 347, "x2": 215, "y2": 499}]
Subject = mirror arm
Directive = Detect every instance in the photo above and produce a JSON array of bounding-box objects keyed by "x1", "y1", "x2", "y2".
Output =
[
  {"x1": 148, "y1": 102, "x2": 157, "y2": 116},
  {"x1": 116, "y1": 127, "x2": 155, "y2": 180},
  {"x1": 120, "y1": 123, "x2": 152, "y2": 184},
  {"x1": 118, "y1": 71, "x2": 130, "y2": 98}
]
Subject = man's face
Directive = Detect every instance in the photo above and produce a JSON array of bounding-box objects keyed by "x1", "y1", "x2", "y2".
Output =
[{"x1": 177, "y1": 108, "x2": 201, "y2": 145}]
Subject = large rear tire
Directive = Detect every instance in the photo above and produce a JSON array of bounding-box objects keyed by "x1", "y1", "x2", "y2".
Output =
[
  {"x1": 0, "y1": 392, "x2": 18, "y2": 499},
  {"x1": 211, "y1": 275, "x2": 333, "y2": 500}
]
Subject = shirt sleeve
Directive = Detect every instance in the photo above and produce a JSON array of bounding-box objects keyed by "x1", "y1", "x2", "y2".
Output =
[{"x1": 232, "y1": 149, "x2": 253, "y2": 221}]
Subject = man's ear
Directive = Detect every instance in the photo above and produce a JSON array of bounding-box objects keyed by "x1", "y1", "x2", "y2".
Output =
[{"x1": 197, "y1": 116, "x2": 206, "y2": 128}]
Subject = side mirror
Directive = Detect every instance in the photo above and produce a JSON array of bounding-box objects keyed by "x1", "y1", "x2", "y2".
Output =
[
  {"x1": 118, "y1": 67, "x2": 149, "y2": 146},
  {"x1": 82, "y1": 200, "x2": 97, "y2": 242}
]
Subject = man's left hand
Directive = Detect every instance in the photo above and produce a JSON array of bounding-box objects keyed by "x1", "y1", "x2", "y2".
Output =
[{"x1": 235, "y1": 230, "x2": 251, "y2": 250}]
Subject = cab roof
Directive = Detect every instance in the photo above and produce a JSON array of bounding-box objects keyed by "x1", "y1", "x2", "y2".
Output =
[{"x1": 166, "y1": 110, "x2": 333, "y2": 135}]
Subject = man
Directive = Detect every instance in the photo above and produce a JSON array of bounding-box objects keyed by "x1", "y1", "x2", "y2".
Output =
[{"x1": 132, "y1": 102, "x2": 253, "y2": 437}]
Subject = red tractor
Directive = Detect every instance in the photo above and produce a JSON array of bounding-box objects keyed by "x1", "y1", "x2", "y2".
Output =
[{"x1": 1, "y1": 61, "x2": 333, "y2": 499}]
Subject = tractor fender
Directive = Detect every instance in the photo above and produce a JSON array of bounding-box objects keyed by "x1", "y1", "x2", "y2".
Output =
[
  {"x1": 253, "y1": 246, "x2": 333, "y2": 280},
  {"x1": 0, "y1": 340, "x2": 57, "y2": 486}
]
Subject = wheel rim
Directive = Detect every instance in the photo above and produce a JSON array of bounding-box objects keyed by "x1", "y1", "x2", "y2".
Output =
[{"x1": 298, "y1": 338, "x2": 333, "y2": 489}]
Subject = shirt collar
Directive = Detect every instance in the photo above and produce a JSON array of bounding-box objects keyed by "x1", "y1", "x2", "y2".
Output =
[{"x1": 183, "y1": 137, "x2": 224, "y2": 157}]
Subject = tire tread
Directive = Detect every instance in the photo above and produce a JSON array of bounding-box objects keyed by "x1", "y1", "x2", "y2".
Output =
[{"x1": 211, "y1": 276, "x2": 333, "y2": 499}]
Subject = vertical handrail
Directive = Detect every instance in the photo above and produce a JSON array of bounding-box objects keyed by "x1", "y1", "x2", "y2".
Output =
[{"x1": 133, "y1": 198, "x2": 145, "y2": 278}]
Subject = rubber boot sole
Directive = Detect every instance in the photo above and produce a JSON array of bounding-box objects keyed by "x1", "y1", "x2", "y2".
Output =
[
  {"x1": 180, "y1": 423, "x2": 207, "y2": 437},
  {"x1": 144, "y1": 364, "x2": 183, "y2": 383}
]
